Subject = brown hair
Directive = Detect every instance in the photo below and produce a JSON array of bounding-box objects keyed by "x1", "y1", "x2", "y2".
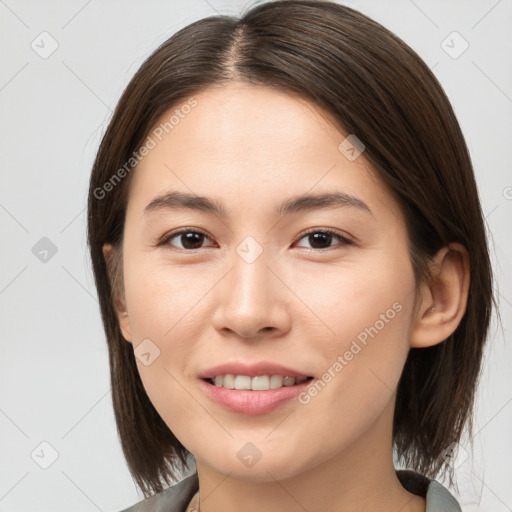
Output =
[{"x1": 87, "y1": 0, "x2": 494, "y2": 497}]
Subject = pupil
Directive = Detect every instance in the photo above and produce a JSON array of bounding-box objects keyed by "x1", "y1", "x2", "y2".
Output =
[
  {"x1": 182, "y1": 232, "x2": 203, "y2": 249},
  {"x1": 309, "y1": 232, "x2": 332, "y2": 249}
]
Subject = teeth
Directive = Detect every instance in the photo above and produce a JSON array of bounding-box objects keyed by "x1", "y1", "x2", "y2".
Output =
[
  {"x1": 270, "y1": 375, "x2": 283, "y2": 389},
  {"x1": 222, "y1": 374, "x2": 235, "y2": 389},
  {"x1": 283, "y1": 376, "x2": 296, "y2": 386},
  {"x1": 210, "y1": 374, "x2": 310, "y2": 390},
  {"x1": 234, "y1": 375, "x2": 252, "y2": 390}
]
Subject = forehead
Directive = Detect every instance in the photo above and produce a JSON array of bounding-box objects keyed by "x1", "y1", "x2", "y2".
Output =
[{"x1": 127, "y1": 83, "x2": 402, "y2": 223}]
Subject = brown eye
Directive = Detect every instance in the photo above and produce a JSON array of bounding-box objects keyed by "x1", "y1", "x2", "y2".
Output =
[
  {"x1": 295, "y1": 229, "x2": 353, "y2": 250},
  {"x1": 162, "y1": 229, "x2": 215, "y2": 250}
]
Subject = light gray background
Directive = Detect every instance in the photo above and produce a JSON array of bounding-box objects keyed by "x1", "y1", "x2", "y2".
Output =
[{"x1": 0, "y1": 0, "x2": 511, "y2": 511}]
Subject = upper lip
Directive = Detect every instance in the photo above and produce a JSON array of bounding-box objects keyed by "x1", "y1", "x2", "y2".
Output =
[{"x1": 198, "y1": 362, "x2": 312, "y2": 379}]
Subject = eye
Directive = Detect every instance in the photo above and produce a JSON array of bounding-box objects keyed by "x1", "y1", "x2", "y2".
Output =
[
  {"x1": 159, "y1": 227, "x2": 353, "y2": 251},
  {"x1": 160, "y1": 229, "x2": 216, "y2": 250},
  {"x1": 294, "y1": 228, "x2": 353, "y2": 250}
]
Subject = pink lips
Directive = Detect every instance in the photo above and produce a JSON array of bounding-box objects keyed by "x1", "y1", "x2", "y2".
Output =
[
  {"x1": 199, "y1": 377, "x2": 313, "y2": 415},
  {"x1": 197, "y1": 361, "x2": 314, "y2": 415}
]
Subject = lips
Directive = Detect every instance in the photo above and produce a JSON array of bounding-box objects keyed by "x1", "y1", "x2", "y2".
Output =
[
  {"x1": 198, "y1": 361, "x2": 313, "y2": 380},
  {"x1": 199, "y1": 376, "x2": 313, "y2": 415},
  {"x1": 197, "y1": 362, "x2": 315, "y2": 414}
]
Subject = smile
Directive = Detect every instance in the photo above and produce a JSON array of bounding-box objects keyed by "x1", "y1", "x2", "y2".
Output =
[
  {"x1": 207, "y1": 374, "x2": 313, "y2": 390},
  {"x1": 200, "y1": 376, "x2": 314, "y2": 415}
]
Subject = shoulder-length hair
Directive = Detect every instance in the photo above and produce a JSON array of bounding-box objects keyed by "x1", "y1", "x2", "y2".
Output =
[{"x1": 87, "y1": 0, "x2": 493, "y2": 498}]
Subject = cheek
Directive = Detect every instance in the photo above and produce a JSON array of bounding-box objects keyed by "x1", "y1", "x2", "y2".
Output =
[
  {"x1": 123, "y1": 257, "x2": 207, "y2": 339},
  {"x1": 293, "y1": 253, "x2": 416, "y2": 419},
  {"x1": 297, "y1": 249, "x2": 415, "y2": 353},
  {"x1": 120, "y1": 256, "x2": 217, "y2": 424}
]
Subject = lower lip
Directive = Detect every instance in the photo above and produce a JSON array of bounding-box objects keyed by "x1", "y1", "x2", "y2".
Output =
[{"x1": 199, "y1": 378, "x2": 313, "y2": 415}]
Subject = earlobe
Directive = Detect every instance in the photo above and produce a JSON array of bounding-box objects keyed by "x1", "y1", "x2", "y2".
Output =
[
  {"x1": 410, "y1": 243, "x2": 470, "y2": 348},
  {"x1": 102, "y1": 243, "x2": 133, "y2": 343}
]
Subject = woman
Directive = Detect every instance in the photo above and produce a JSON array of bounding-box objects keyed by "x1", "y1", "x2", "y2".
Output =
[{"x1": 87, "y1": 1, "x2": 493, "y2": 511}]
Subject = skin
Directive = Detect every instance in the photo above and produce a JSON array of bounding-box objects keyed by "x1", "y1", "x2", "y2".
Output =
[{"x1": 104, "y1": 82, "x2": 469, "y2": 512}]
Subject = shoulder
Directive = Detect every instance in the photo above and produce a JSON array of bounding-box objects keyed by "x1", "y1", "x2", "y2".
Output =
[
  {"x1": 396, "y1": 469, "x2": 462, "y2": 512},
  {"x1": 119, "y1": 472, "x2": 199, "y2": 512},
  {"x1": 425, "y1": 480, "x2": 461, "y2": 512}
]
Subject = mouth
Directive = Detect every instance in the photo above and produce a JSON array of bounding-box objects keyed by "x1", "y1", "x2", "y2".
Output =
[
  {"x1": 203, "y1": 375, "x2": 315, "y2": 391},
  {"x1": 199, "y1": 375, "x2": 315, "y2": 415}
]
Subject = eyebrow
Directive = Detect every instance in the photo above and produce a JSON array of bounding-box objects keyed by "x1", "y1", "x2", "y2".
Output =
[{"x1": 144, "y1": 190, "x2": 372, "y2": 218}]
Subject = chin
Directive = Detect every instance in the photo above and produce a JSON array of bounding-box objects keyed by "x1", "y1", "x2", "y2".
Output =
[{"x1": 206, "y1": 452, "x2": 310, "y2": 484}]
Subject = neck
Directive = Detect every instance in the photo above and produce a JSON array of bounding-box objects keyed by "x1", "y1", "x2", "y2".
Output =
[{"x1": 192, "y1": 397, "x2": 425, "y2": 512}]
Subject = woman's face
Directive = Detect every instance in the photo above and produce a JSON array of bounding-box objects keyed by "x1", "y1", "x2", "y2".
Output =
[{"x1": 114, "y1": 83, "x2": 421, "y2": 481}]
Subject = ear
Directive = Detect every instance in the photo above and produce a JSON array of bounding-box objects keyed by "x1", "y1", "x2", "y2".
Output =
[
  {"x1": 410, "y1": 243, "x2": 470, "y2": 348},
  {"x1": 102, "y1": 243, "x2": 133, "y2": 343}
]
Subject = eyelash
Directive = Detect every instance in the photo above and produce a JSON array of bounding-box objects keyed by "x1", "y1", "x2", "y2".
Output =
[{"x1": 158, "y1": 227, "x2": 354, "y2": 252}]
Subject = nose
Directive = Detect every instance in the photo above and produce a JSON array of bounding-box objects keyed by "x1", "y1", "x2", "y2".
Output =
[{"x1": 211, "y1": 247, "x2": 292, "y2": 340}]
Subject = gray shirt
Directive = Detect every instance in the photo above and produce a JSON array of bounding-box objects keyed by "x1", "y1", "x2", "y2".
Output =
[{"x1": 121, "y1": 469, "x2": 461, "y2": 512}]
